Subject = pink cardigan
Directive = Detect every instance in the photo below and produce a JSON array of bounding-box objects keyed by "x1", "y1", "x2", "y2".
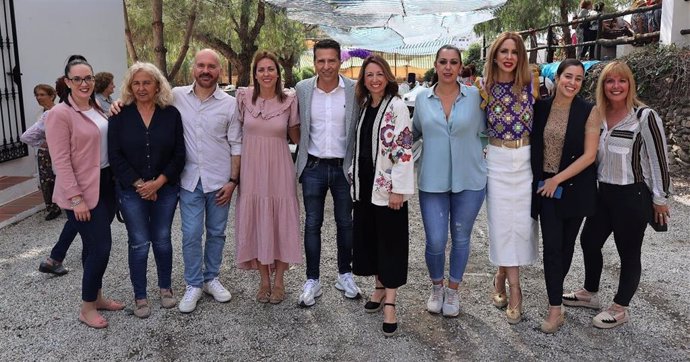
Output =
[{"x1": 45, "y1": 97, "x2": 105, "y2": 210}]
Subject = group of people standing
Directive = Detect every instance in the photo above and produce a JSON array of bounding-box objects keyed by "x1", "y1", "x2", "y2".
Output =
[
  {"x1": 411, "y1": 31, "x2": 670, "y2": 335},
  {"x1": 30, "y1": 33, "x2": 670, "y2": 336}
]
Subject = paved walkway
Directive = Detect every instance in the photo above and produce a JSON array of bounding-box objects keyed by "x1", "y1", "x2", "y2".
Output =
[{"x1": 1, "y1": 183, "x2": 688, "y2": 361}]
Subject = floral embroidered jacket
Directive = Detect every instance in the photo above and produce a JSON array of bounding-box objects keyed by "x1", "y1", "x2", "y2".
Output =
[{"x1": 350, "y1": 95, "x2": 415, "y2": 206}]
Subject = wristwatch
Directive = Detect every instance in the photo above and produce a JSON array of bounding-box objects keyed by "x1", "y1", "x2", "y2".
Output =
[{"x1": 229, "y1": 177, "x2": 239, "y2": 185}]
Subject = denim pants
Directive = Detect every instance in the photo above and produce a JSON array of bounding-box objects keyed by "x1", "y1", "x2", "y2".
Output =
[
  {"x1": 117, "y1": 183, "x2": 179, "y2": 300},
  {"x1": 301, "y1": 158, "x2": 353, "y2": 280},
  {"x1": 49, "y1": 219, "x2": 78, "y2": 262},
  {"x1": 179, "y1": 180, "x2": 230, "y2": 288},
  {"x1": 419, "y1": 188, "x2": 486, "y2": 284},
  {"x1": 65, "y1": 167, "x2": 117, "y2": 302}
]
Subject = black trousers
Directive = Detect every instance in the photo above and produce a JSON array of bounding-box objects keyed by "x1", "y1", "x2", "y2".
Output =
[
  {"x1": 539, "y1": 196, "x2": 585, "y2": 306},
  {"x1": 581, "y1": 28, "x2": 597, "y2": 59},
  {"x1": 580, "y1": 182, "x2": 651, "y2": 306},
  {"x1": 352, "y1": 157, "x2": 409, "y2": 289}
]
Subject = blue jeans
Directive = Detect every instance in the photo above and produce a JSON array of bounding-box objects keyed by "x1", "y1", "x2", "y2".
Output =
[
  {"x1": 419, "y1": 189, "x2": 486, "y2": 284},
  {"x1": 117, "y1": 183, "x2": 179, "y2": 300},
  {"x1": 179, "y1": 180, "x2": 230, "y2": 288},
  {"x1": 301, "y1": 158, "x2": 353, "y2": 280}
]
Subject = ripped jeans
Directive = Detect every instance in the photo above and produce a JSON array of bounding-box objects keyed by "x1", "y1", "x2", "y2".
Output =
[{"x1": 419, "y1": 189, "x2": 486, "y2": 284}]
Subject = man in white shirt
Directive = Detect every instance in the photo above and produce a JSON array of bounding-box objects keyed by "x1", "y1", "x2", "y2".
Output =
[
  {"x1": 174, "y1": 49, "x2": 241, "y2": 313},
  {"x1": 110, "y1": 49, "x2": 240, "y2": 313},
  {"x1": 294, "y1": 39, "x2": 361, "y2": 307}
]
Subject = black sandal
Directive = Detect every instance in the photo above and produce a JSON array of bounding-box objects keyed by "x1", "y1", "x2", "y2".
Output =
[
  {"x1": 364, "y1": 287, "x2": 385, "y2": 313},
  {"x1": 382, "y1": 303, "x2": 398, "y2": 337}
]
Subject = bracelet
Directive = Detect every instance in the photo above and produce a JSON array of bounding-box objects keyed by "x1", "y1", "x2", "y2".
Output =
[
  {"x1": 228, "y1": 177, "x2": 239, "y2": 185},
  {"x1": 70, "y1": 197, "x2": 83, "y2": 208}
]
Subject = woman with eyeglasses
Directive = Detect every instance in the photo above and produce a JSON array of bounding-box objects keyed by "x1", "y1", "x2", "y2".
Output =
[
  {"x1": 45, "y1": 55, "x2": 123, "y2": 328},
  {"x1": 413, "y1": 45, "x2": 487, "y2": 318},
  {"x1": 478, "y1": 32, "x2": 540, "y2": 324},
  {"x1": 108, "y1": 62, "x2": 185, "y2": 318}
]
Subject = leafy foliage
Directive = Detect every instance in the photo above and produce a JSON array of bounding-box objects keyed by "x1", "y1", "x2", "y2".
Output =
[{"x1": 580, "y1": 44, "x2": 690, "y2": 108}]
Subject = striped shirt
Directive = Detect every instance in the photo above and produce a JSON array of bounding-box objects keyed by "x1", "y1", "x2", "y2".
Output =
[{"x1": 597, "y1": 106, "x2": 671, "y2": 205}]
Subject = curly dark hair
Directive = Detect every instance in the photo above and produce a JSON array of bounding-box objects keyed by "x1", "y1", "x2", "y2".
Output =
[{"x1": 94, "y1": 72, "x2": 114, "y2": 94}]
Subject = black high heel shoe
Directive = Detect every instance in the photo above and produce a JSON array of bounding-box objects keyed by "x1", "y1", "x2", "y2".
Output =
[
  {"x1": 382, "y1": 303, "x2": 397, "y2": 337},
  {"x1": 364, "y1": 287, "x2": 385, "y2": 313}
]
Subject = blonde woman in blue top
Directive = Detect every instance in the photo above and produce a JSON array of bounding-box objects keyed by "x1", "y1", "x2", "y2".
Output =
[{"x1": 413, "y1": 45, "x2": 487, "y2": 317}]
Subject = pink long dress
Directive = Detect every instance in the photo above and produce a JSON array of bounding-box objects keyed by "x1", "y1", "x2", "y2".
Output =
[{"x1": 234, "y1": 87, "x2": 301, "y2": 269}]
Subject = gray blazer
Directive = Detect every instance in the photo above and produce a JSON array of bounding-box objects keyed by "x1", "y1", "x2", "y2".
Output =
[{"x1": 295, "y1": 75, "x2": 359, "y2": 181}]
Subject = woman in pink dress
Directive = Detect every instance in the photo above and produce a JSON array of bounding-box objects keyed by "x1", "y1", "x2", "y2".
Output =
[{"x1": 235, "y1": 51, "x2": 301, "y2": 305}]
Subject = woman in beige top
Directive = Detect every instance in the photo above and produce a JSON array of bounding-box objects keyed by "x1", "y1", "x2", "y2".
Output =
[{"x1": 530, "y1": 58, "x2": 601, "y2": 333}]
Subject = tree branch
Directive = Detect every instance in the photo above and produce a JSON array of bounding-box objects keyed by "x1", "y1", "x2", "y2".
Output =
[
  {"x1": 194, "y1": 32, "x2": 238, "y2": 60},
  {"x1": 169, "y1": 0, "x2": 199, "y2": 81},
  {"x1": 123, "y1": 0, "x2": 138, "y2": 62}
]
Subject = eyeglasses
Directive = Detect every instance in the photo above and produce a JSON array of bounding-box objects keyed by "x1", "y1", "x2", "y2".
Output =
[
  {"x1": 68, "y1": 76, "x2": 96, "y2": 85},
  {"x1": 438, "y1": 60, "x2": 461, "y2": 66}
]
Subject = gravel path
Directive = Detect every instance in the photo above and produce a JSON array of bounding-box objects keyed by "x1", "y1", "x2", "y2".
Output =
[{"x1": 1, "y1": 180, "x2": 688, "y2": 361}]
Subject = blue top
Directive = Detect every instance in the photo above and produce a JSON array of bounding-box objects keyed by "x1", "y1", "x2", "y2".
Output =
[
  {"x1": 412, "y1": 82, "x2": 487, "y2": 193},
  {"x1": 108, "y1": 103, "x2": 186, "y2": 189}
]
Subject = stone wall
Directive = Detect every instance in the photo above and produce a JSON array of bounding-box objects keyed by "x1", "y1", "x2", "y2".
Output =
[
  {"x1": 658, "y1": 102, "x2": 690, "y2": 174},
  {"x1": 579, "y1": 45, "x2": 690, "y2": 176}
]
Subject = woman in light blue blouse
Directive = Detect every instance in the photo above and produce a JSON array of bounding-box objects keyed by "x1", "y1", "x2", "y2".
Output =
[{"x1": 412, "y1": 45, "x2": 487, "y2": 318}]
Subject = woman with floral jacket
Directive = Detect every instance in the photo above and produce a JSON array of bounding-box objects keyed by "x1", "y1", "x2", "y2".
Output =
[{"x1": 350, "y1": 55, "x2": 414, "y2": 337}]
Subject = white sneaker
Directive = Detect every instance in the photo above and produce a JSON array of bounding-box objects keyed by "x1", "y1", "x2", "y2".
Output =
[
  {"x1": 203, "y1": 278, "x2": 232, "y2": 303},
  {"x1": 178, "y1": 285, "x2": 203, "y2": 313},
  {"x1": 427, "y1": 284, "x2": 444, "y2": 314},
  {"x1": 298, "y1": 279, "x2": 322, "y2": 307},
  {"x1": 442, "y1": 287, "x2": 460, "y2": 317},
  {"x1": 335, "y1": 272, "x2": 362, "y2": 299}
]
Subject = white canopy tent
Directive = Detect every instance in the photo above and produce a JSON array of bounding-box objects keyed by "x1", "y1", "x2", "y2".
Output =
[{"x1": 265, "y1": 0, "x2": 507, "y2": 54}]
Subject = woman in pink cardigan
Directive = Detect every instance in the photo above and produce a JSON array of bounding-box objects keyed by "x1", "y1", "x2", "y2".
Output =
[{"x1": 45, "y1": 56, "x2": 123, "y2": 328}]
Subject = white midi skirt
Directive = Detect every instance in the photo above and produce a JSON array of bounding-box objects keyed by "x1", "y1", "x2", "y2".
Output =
[{"x1": 486, "y1": 144, "x2": 538, "y2": 266}]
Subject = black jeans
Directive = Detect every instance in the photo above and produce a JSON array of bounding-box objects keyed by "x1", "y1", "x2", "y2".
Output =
[
  {"x1": 580, "y1": 182, "x2": 651, "y2": 306},
  {"x1": 65, "y1": 167, "x2": 116, "y2": 302},
  {"x1": 539, "y1": 196, "x2": 585, "y2": 306}
]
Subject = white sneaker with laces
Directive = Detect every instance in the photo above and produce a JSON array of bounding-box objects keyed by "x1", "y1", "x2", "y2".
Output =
[
  {"x1": 442, "y1": 287, "x2": 460, "y2": 317},
  {"x1": 178, "y1": 285, "x2": 203, "y2": 313},
  {"x1": 203, "y1": 278, "x2": 232, "y2": 303},
  {"x1": 427, "y1": 284, "x2": 444, "y2": 314},
  {"x1": 298, "y1": 279, "x2": 322, "y2": 307},
  {"x1": 335, "y1": 272, "x2": 362, "y2": 299}
]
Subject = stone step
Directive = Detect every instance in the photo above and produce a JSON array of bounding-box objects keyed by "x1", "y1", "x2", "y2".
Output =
[{"x1": 0, "y1": 176, "x2": 38, "y2": 206}]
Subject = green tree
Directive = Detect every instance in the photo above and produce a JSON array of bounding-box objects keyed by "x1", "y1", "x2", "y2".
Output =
[
  {"x1": 474, "y1": 0, "x2": 628, "y2": 61},
  {"x1": 194, "y1": 0, "x2": 266, "y2": 87},
  {"x1": 257, "y1": 8, "x2": 309, "y2": 88},
  {"x1": 123, "y1": 0, "x2": 199, "y2": 81},
  {"x1": 463, "y1": 43, "x2": 482, "y2": 68}
]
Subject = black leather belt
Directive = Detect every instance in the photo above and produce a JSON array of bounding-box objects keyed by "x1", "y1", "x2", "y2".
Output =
[{"x1": 308, "y1": 154, "x2": 344, "y2": 167}]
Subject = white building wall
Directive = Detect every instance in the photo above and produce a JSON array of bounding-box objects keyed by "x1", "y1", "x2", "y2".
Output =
[
  {"x1": 661, "y1": 0, "x2": 690, "y2": 47},
  {"x1": 3, "y1": 0, "x2": 126, "y2": 176}
]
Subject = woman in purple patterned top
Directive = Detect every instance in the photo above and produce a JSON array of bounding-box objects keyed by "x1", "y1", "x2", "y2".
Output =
[{"x1": 478, "y1": 32, "x2": 540, "y2": 325}]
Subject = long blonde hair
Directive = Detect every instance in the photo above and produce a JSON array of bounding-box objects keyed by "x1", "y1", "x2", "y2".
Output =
[
  {"x1": 595, "y1": 61, "x2": 644, "y2": 112},
  {"x1": 483, "y1": 32, "x2": 531, "y2": 96}
]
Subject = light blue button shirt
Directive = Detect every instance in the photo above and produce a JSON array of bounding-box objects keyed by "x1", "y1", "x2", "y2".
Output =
[{"x1": 412, "y1": 82, "x2": 487, "y2": 193}]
